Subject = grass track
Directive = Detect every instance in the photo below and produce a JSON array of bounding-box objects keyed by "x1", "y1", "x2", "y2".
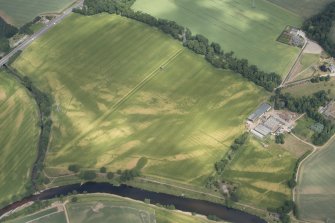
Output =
[
  {"x1": 297, "y1": 139, "x2": 335, "y2": 221},
  {"x1": 132, "y1": 0, "x2": 302, "y2": 77},
  {"x1": 0, "y1": 0, "x2": 75, "y2": 26},
  {"x1": 0, "y1": 70, "x2": 39, "y2": 206},
  {"x1": 13, "y1": 13, "x2": 268, "y2": 187}
]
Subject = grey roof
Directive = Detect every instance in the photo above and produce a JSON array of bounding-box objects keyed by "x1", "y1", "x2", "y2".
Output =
[
  {"x1": 248, "y1": 103, "x2": 272, "y2": 121},
  {"x1": 254, "y1": 124, "x2": 272, "y2": 136},
  {"x1": 264, "y1": 117, "x2": 281, "y2": 131}
]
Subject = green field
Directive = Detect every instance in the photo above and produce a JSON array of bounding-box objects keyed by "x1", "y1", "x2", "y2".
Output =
[
  {"x1": 6, "y1": 208, "x2": 65, "y2": 223},
  {"x1": 13, "y1": 13, "x2": 267, "y2": 186},
  {"x1": 292, "y1": 117, "x2": 316, "y2": 143},
  {"x1": 283, "y1": 79, "x2": 335, "y2": 99},
  {"x1": 7, "y1": 194, "x2": 214, "y2": 223},
  {"x1": 0, "y1": 0, "x2": 75, "y2": 26},
  {"x1": 222, "y1": 138, "x2": 296, "y2": 208},
  {"x1": 267, "y1": 0, "x2": 333, "y2": 18},
  {"x1": 132, "y1": 0, "x2": 302, "y2": 77},
  {"x1": 297, "y1": 139, "x2": 335, "y2": 221},
  {"x1": 300, "y1": 53, "x2": 320, "y2": 71},
  {"x1": 0, "y1": 70, "x2": 39, "y2": 206}
]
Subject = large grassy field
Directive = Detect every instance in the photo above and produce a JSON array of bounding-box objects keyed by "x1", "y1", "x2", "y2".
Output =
[
  {"x1": 296, "y1": 139, "x2": 335, "y2": 222},
  {"x1": 283, "y1": 79, "x2": 335, "y2": 99},
  {"x1": 13, "y1": 13, "x2": 267, "y2": 187},
  {"x1": 0, "y1": 70, "x2": 39, "y2": 207},
  {"x1": 0, "y1": 0, "x2": 75, "y2": 26},
  {"x1": 222, "y1": 138, "x2": 296, "y2": 208},
  {"x1": 132, "y1": 0, "x2": 302, "y2": 77},
  {"x1": 267, "y1": 0, "x2": 333, "y2": 18}
]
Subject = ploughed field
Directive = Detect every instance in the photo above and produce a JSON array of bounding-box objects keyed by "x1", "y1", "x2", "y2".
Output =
[
  {"x1": 132, "y1": 0, "x2": 302, "y2": 77},
  {"x1": 0, "y1": 70, "x2": 39, "y2": 207},
  {"x1": 13, "y1": 13, "x2": 268, "y2": 186},
  {"x1": 296, "y1": 139, "x2": 335, "y2": 222},
  {"x1": 0, "y1": 0, "x2": 75, "y2": 26}
]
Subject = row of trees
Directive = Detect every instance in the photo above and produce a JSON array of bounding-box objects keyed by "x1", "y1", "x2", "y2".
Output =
[
  {"x1": 75, "y1": 0, "x2": 282, "y2": 91},
  {"x1": 302, "y1": 2, "x2": 335, "y2": 58},
  {"x1": 272, "y1": 90, "x2": 335, "y2": 145}
]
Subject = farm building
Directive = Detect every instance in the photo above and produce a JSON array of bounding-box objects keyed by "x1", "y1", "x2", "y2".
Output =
[
  {"x1": 248, "y1": 103, "x2": 272, "y2": 122},
  {"x1": 251, "y1": 124, "x2": 272, "y2": 139}
]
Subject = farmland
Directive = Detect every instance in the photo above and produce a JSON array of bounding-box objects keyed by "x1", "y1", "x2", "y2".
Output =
[
  {"x1": 132, "y1": 0, "x2": 302, "y2": 77},
  {"x1": 12, "y1": 13, "x2": 267, "y2": 186},
  {"x1": 0, "y1": 70, "x2": 39, "y2": 206},
  {"x1": 222, "y1": 138, "x2": 296, "y2": 208},
  {"x1": 296, "y1": 139, "x2": 335, "y2": 222},
  {"x1": 0, "y1": 0, "x2": 75, "y2": 26},
  {"x1": 267, "y1": 0, "x2": 334, "y2": 18},
  {"x1": 6, "y1": 194, "x2": 214, "y2": 223},
  {"x1": 283, "y1": 79, "x2": 335, "y2": 99}
]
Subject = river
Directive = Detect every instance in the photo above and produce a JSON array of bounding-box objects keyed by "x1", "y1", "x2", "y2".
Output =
[{"x1": 0, "y1": 182, "x2": 266, "y2": 223}]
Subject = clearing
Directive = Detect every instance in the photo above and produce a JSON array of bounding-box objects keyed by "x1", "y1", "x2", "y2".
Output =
[
  {"x1": 296, "y1": 139, "x2": 335, "y2": 222},
  {"x1": 0, "y1": 0, "x2": 75, "y2": 26},
  {"x1": 132, "y1": 0, "x2": 302, "y2": 77},
  {"x1": 0, "y1": 70, "x2": 39, "y2": 207},
  {"x1": 222, "y1": 138, "x2": 297, "y2": 209},
  {"x1": 12, "y1": 14, "x2": 267, "y2": 187}
]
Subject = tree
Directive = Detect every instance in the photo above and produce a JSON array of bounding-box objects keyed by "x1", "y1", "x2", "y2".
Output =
[
  {"x1": 100, "y1": 166, "x2": 107, "y2": 173},
  {"x1": 68, "y1": 164, "x2": 80, "y2": 173},
  {"x1": 80, "y1": 170, "x2": 96, "y2": 180},
  {"x1": 107, "y1": 172, "x2": 114, "y2": 179},
  {"x1": 275, "y1": 134, "x2": 285, "y2": 144},
  {"x1": 71, "y1": 196, "x2": 78, "y2": 203}
]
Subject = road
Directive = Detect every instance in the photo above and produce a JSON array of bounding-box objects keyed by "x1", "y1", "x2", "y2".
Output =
[{"x1": 0, "y1": 0, "x2": 83, "y2": 67}]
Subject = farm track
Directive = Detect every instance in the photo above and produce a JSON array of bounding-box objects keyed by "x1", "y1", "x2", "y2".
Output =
[{"x1": 47, "y1": 48, "x2": 185, "y2": 160}]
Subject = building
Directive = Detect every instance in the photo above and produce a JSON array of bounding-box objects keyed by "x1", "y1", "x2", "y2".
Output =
[
  {"x1": 310, "y1": 123, "x2": 324, "y2": 133},
  {"x1": 252, "y1": 124, "x2": 272, "y2": 138},
  {"x1": 248, "y1": 103, "x2": 272, "y2": 122}
]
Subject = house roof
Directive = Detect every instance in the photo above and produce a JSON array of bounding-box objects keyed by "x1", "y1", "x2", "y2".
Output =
[
  {"x1": 248, "y1": 103, "x2": 272, "y2": 121},
  {"x1": 254, "y1": 124, "x2": 272, "y2": 136}
]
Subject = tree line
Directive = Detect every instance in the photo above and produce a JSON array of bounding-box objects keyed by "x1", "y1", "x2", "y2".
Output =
[
  {"x1": 302, "y1": 2, "x2": 335, "y2": 57},
  {"x1": 74, "y1": 0, "x2": 282, "y2": 91},
  {"x1": 4, "y1": 66, "x2": 53, "y2": 190},
  {"x1": 272, "y1": 90, "x2": 335, "y2": 145}
]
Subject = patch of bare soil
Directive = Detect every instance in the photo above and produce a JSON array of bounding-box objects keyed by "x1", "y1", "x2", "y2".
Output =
[
  {"x1": 92, "y1": 202, "x2": 104, "y2": 213},
  {"x1": 304, "y1": 41, "x2": 323, "y2": 54}
]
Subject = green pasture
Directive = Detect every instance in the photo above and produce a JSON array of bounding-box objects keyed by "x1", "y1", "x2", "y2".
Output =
[
  {"x1": 0, "y1": 0, "x2": 75, "y2": 26},
  {"x1": 300, "y1": 53, "x2": 320, "y2": 71},
  {"x1": 132, "y1": 0, "x2": 302, "y2": 77},
  {"x1": 6, "y1": 208, "x2": 57, "y2": 223},
  {"x1": 13, "y1": 14, "x2": 267, "y2": 186},
  {"x1": 267, "y1": 0, "x2": 333, "y2": 18},
  {"x1": 283, "y1": 79, "x2": 335, "y2": 99},
  {"x1": 292, "y1": 117, "x2": 315, "y2": 143},
  {"x1": 0, "y1": 70, "x2": 39, "y2": 206},
  {"x1": 297, "y1": 139, "x2": 335, "y2": 221},
  {"x1": 222, "y1": 138, "x2": 296, "y2": 208}
]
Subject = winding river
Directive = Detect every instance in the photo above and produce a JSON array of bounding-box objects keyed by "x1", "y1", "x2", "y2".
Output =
[{"x1": 0, "y1": 182, "x2": 266, "y2": 223}]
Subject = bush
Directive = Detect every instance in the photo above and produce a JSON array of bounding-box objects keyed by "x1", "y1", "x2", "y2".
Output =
[
  {"x1": 68, "y1": 164, "x2": 80, "y2": 173},
  {"x1": 100, "y1": 166, "x2": 107, "y2": 173},
  {"x1": 71, "y1": 196, "x2": 78, "y2": 203},
  {"x1": 107, "y1": 172, "x2": 114, "y2": 179},
  {"x1": 80, "y1": 170, "x2": 96, "y2": 180}
]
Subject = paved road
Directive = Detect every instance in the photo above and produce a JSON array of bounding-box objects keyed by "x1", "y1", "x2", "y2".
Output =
[{"x1": 0, "y1": 0, "x2": 83, "y2": 67}]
